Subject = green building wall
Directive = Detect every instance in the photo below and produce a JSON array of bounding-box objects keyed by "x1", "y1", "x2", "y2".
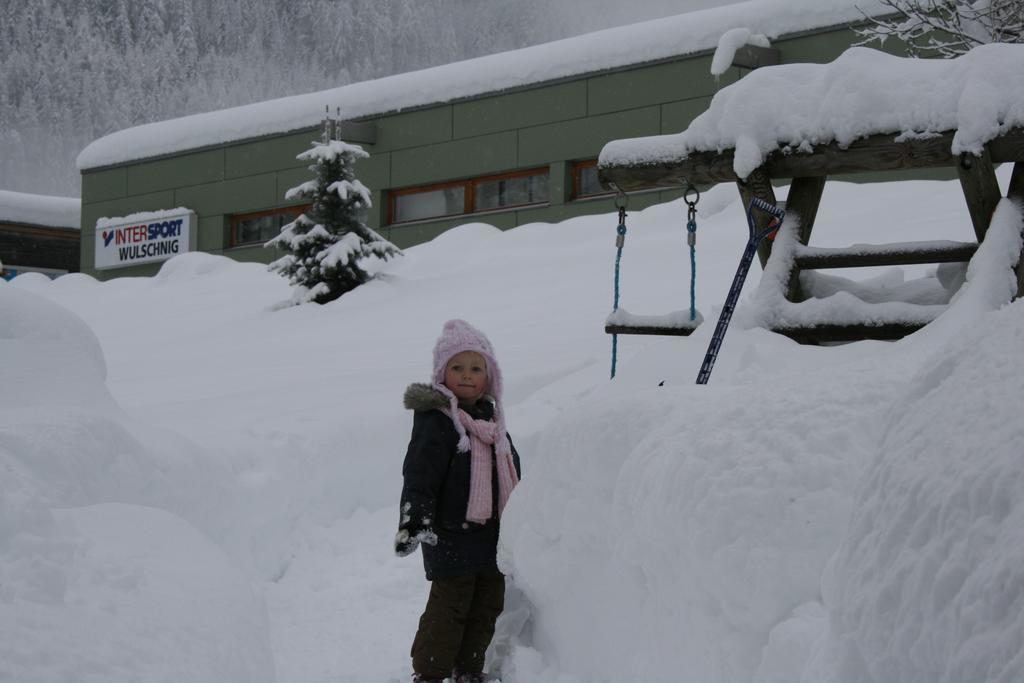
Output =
[{"x1": 80, "y1": 25, "x2": 865, "y2": 279}]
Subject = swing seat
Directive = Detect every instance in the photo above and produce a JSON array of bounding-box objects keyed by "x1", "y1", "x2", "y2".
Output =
[{"x1": 605, "y1": 308, "x2": 703, "y2": 336}]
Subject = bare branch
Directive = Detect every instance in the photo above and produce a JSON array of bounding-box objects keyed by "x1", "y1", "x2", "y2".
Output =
[{"x1": 855, "y1": 0, "x2": 1024, "y2": 58}]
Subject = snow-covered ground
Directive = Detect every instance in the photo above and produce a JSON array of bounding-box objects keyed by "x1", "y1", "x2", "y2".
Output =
[{"x1": 3, "y1": 157, "x2": 1022, "y2": 681}]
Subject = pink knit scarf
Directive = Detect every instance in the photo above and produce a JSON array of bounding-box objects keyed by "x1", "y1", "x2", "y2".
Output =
[{"x1": 452, "y1": 409, "x2": 519, "y2": 524}]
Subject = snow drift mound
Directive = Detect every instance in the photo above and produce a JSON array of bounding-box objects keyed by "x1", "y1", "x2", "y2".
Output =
[
  {"x1": 0, "y1": 285, "x2": 270, "y2": 682},
  {"x1": 0, "y1": 284, "x2": 229, "y2": 519},
  {"x1": 499, "y1": 360, "x2": 900, "y2": 683},
  {"x1": 0, "y1": 283, "x2": 111, "y2": 410},
  {"x1": 0, "y1": 503, "x2": 275, "y2": 683},
  {"x1": 805, "y1": 299, "x2": 1024, "y2": 683}
]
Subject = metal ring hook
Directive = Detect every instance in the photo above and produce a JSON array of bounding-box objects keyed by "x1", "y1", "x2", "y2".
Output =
[{"x1": 684, "y1": 183, "x2": 700, "y2": 209}]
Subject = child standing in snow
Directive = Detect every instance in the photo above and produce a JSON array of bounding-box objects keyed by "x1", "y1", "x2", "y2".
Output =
[{"x1": 395, "y1": 319, "x2": 522, "y2": 683}]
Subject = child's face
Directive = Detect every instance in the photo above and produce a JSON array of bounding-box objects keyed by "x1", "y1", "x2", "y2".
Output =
[{"x1": 443, "y1": 351, "x2": 488, "y2": 403}]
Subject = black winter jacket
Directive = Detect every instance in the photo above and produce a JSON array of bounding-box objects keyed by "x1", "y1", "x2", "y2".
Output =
[{"x1": 399, "y1": 383, "x2": 522, "y2": 580}]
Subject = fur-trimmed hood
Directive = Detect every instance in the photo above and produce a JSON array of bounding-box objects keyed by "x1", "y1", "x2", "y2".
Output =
[
  {"x1": 403, "y1": 382, "x2": 494, "y2": 412},
  {"x1": 403, "y1": 383, "x2": 450, "y2": 411}
]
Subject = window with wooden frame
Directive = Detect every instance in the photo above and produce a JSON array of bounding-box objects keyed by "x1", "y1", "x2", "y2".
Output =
[
  {"x1": 230, "y1": 204, "x2": 311, "y2": 247},
  {"x1": 572, "y1": 159, "x2": 612, "y2": 199},
  {"x1": 389, "y1": 167, "x2": 550, "y2": 225}
]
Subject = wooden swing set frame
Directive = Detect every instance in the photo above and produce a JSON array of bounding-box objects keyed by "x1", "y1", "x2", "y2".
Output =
[{"x1": 599, "y1": 127, "x2": 1024, "y2": 344}]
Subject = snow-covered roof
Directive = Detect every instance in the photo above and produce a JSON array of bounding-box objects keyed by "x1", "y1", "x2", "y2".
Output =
[
  {"x1": 601, "y1": 43, "x2": 1024, "y2": 179},
  {"x1": 0, "y1": 190, "x2": 81, "y2": 229},
  {"x1": 76, "y1": 0, "x2": 888, "y2": 171}
]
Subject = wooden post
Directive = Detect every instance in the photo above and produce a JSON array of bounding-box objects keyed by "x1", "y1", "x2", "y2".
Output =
[
  {"x1": 735, "y1": 166, "x2": 778, "y2": 267},
  {"x1": 1008, "y1": 162, "x2": 1024, "y2": 299},
  {"x1": 1011, "y1": 162, "x2": 1024, "y2": 202},
  {"x1": 783, "y1": 176, "x2": 827, "y2": 302},
  {"x1": 957, "y1": 147, "x2": 1002, "y2": 241}
]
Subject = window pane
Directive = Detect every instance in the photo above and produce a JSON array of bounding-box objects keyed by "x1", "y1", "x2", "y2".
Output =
[
  {"x1": 529, "y1": 173, "x2": 549, "y2": 203},
  {"x1": 394, "y1": 186, "x2": 465, "y2": 222},
  {"x1": 576, "y1": 165, "x2": 606, "y2": 197},
  {"x1": 237, "y1": 214, "x2": 277, "y2": 244},
  {"x1": 473, "y1": 172, "x2": 548, "y2": 212},
  {"x1": 473, "y1": 179, "x2": 501, "y2": 211},
  {"x1": 233, "y1": 206, "x2": 311, "y2": 246},
  {"x1": 271, "y1": 212, "x2": 300, "y2": 241}
]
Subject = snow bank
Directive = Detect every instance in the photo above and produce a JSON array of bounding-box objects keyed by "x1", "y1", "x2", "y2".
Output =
[
  {"x1": 0, "y1": 189, "x2": 80, "y2": 228},
  {"x1": 601, "y1": 43, "x2": 1024, "y2": 179},
  {"x1": 77, "y1": 0, "x2": 886, "y2": 170},
  {"x1": 0, "y1": 285, "x2": 270, "y2": 682},
  {"x1": 498, "y1": 187, "x2": 1022, "y2": 681},
  {"x1": 0, "y1": 504, "x2": 274, "y2": 683},
  {"x1": 925, "y1": 199, "x2": 1024, "y2": 334},
  {"x1": 499, "y1": 355, "x2": 904, "y2": 683},
  {"x1": 12, "y1": 165, "x2": 1021, "y2": 681},
  {"x1": 0, "y1": 284, "x2": 110, "y2": 410},
  {"x1": 0, "y1": 284, "x2": 229, "y2": 520},
  {"x1": 799, "y1": 298, "x2": 1024, "y2": 683}
]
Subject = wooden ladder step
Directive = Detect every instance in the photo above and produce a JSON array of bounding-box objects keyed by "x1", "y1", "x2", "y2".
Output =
[
  {"x1": 794, "y1": 240, "x2": 977, "y2": 269},
  {"x1": 771, "y1": 321, "x2": 929, "y2": 344}
]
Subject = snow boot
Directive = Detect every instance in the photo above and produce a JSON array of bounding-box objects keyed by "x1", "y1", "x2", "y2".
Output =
[
  {"x1": 453, "y1": 671, "x2": 497, "y2": 683},
  {"x1": 411, "y1": 674, "x2": 446, "y2": 683}
]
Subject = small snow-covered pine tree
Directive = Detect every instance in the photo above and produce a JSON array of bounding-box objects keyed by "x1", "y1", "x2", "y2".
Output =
[{"x1": 266, "y1": 128, "x2": 400, "y2": 304}]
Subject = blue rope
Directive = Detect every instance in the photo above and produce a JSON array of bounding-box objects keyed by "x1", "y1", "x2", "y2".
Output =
[
  {"x1": 687, "y1": 213, "x2": 697, "y2": 322},
  {"x1": 611, "y1": 190, "x2": 698, "y2": 380},
  {"x1": 684, "y1": 187, "x2": 700, "y2": 324},
  {"x1": 613, "y1": 225, "x2": 625, "y2": 311},
  {"x1": 610, "y1": 213, "x2": 627, "y2": 379}
]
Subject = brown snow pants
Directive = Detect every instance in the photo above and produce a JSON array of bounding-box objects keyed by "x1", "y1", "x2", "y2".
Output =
[{"x1": 411, "y1": 570, "x2": 505, "y2": 678}]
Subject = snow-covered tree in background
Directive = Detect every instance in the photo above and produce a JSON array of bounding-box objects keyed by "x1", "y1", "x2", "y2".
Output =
[
  {"x1": 858, "y1": 0, "x2": 1024, "y2": 57},
  {"x1": 266, "y1": 129, "x2": 400, "y2": 305}
]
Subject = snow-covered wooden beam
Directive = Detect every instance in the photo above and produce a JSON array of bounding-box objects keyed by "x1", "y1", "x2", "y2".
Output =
[
  {"x1": 598, "y1": 128, "x2": 1024, "y2": 190},
  {"x1": 793, "y1": 240, "x2": 978, "y2": 269},
  {"x1": 956, "y1": 146, "x2": 1001, "y2": 240},
  {"x1": 783, "y1": 176, "x2": 826, "y2": 300}
]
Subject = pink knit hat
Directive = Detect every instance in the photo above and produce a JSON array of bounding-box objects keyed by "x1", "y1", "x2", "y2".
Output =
[{"x1": 432, "y1": 319, "x2": 508, "y2": 453}]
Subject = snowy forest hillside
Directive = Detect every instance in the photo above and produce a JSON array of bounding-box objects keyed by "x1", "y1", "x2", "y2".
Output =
[{"x1": 0, "y1": 0, "x2": 733, "y2": 196}]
